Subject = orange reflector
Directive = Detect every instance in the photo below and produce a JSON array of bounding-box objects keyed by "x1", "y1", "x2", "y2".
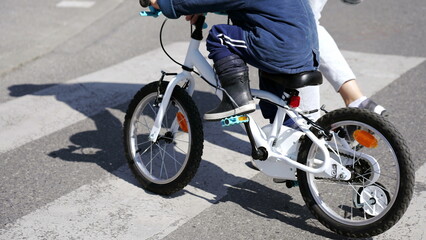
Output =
[
  {"x1": 238, "y1": 116, "x2": 248, "y2": 122},
  {"x1": 353, "y1": 130, "x2": 378, "y2": 148},
  {"x1": 176, "y1": 112, "x2": 188, "y2": 133}
]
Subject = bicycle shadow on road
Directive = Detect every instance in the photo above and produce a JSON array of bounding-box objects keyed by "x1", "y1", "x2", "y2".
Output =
[
  {"x1": 177, "y1": 159, "x2": 360, "y2": 240},
  {"x1": 8, "y1": 83, "x2": 371, "y2": 239},
  {"x1": 7, "y1": 83, "x2": 253, "y2": 183},
  {"x1": 8, "y1": 82, "x2": 139, "y2": 174}
]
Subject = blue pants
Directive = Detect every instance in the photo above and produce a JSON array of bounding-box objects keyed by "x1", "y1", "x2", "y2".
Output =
[
  {"x1": 207, "y1": 24, "x2": 263, "y2": 70},
  {"x1": 207, "y1": 24, "x2": 286, "y2": 122}
]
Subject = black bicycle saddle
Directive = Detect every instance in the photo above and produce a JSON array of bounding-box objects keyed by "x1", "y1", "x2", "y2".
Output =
[{"x1": 259, "y1": 70, "x2": 323, "y2": 89}]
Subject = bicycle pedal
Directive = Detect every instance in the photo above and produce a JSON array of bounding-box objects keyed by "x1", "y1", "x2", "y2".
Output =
[{"x1": 221, "y1": 115, "x2": 249, "y2": 127}]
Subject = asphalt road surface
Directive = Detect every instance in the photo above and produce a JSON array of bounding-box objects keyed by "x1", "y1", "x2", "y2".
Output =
[{"x1": 1, "y1": 0, "x2": 425, "y2": 239}]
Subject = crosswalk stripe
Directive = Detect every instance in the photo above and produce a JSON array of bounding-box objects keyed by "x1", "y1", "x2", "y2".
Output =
[
  {"x1": 0, "y1": 128, "x2": 259, "y2": 239},
  {"x1": 56, "y1": 1, "x2": 96, "y2": 8},
  {"x1": 1, "y1": 43, "x2": 423, "y2": 155},
  {"x1": 0, "y1": 44, "x2": 424, "y2": 239},
  {"x1": 0, "y1": 42, "x2": 188, "y2": 154}
]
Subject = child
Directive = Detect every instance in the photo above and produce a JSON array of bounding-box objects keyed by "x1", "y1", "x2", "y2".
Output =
[{"x1": 150, "y1": 0, "x2": 319, "y2": 121}]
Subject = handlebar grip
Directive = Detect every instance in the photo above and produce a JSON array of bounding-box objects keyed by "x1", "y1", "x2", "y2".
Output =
[
  {"x1": 139, "y1": 0, "x2": 151, "y2": 8},
  {"x1": 140, "y1": 6, "x2": 162, "y2": 17}
]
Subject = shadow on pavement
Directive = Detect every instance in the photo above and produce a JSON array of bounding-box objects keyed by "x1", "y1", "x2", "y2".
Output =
[{"x1": 8, "y1": 82, "x2": 361, "y2": 239}]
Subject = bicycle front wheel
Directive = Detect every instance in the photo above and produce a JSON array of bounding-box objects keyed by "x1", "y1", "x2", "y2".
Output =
[
  {"x1": 297, "y1": 108, "x2": 414, "y2": 238},
  {"x1": 123, "y1": 81, "x2": 203, "y2": 195}
]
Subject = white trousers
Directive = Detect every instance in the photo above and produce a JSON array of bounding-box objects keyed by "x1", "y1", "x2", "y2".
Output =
[{"x1": 301, "y1": 0, "x2": 356, "y2": 120}]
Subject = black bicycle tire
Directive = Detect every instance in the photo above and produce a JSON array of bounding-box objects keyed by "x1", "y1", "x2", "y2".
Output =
[
  {"x1": 297, "y1": 108, "x2": 414, "y2": 238},
  {"x1": 123, "y1": 81, "x2": 204, "y2": 195}
]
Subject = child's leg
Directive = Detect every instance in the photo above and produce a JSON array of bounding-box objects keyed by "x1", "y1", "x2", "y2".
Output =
[
  {"x1": 204, "y1": 24, "x2": 256, "y2": 121},
  {"x1": 258, "y1": 74, "x2": 284, "y2": 122}
]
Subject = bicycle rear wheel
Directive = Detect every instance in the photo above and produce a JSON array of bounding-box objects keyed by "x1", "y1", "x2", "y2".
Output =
[
  {"x1": 123, "y1": 81, "x2": 203, "y2": 195},
  {"x1": 297, "y1": 108, "x2": 414, "y2": 238}
]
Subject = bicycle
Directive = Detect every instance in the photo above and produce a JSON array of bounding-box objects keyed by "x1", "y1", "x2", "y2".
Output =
[{"x1": 123, "y1": 6, "x2": 414, "y2": 238}]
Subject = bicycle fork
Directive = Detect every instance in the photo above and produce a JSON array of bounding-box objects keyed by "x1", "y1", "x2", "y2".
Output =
[{"x1": 148, "y1": 70, "x2": 196, "y2": 142}]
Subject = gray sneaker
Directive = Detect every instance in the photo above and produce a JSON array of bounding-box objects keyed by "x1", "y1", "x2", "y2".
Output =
[{"x1": 358, "y1": 98, "x2": 388, "y2": 117}]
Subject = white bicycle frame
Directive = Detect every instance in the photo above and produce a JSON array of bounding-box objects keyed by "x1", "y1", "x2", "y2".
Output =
[{"x1": 147, "y1": 29, "x2": 352, "y2": 182}]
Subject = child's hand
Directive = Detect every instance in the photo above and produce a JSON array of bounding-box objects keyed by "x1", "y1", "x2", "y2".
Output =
[
  {"x1": 150, "y1": 0, "x2": 160, "y2": 9},
  {"x1": 185, "y1": 14, "x2": 203, "y2": 25}
]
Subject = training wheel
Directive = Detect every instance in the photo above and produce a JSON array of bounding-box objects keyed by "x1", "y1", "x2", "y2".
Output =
[{"x1": 357, "y1": 184, "x2": 390, "y2": 217}]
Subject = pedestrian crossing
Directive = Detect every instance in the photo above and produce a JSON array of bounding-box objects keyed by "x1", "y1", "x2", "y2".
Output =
[
  {"x1": 56, "y1": 1, "x2": 96, "y2": 8},
  {"x1": 0, "y1": 43, "x2": 425, "y2": 239},
  {"x1": 0, "y1": 43, "x2": 185, "y2": 154}
]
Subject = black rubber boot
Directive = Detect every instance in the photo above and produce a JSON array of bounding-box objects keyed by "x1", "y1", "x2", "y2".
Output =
[{"x1": 204, "y1": 55, "x2": 256, "y2": 121}]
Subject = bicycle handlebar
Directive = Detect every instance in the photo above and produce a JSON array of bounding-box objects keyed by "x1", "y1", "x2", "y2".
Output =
[
  {"x1": 139, "y1": 7, "x2": 209, "y2": 30},
  {"x1": 140, "y1": 6, "x2": 162, "y2": 17}
]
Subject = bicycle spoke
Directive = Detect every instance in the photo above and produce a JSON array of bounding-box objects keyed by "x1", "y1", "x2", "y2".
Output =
[
  {"x1": 161, "y1": 134, "x2": 190, "y2": 144},
  {"x1": 138, "y1": 143, "x2": 154, "y2": 156},
  {"x1": 135, "y1": 116, "x2": 152, "y2": 131},
  {"x1": 137, "y1": 139, "x2": 152, "y2": 147},
  {"x1": 155, "y1": 141, "x2": 184, "y2": 167},
  {"x1": 158, "y1": 143, "x2": 169, "y2": 180}
]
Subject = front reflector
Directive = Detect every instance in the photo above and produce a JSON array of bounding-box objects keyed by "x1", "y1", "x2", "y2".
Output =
[{"x1": 176, "y1": 112, "x2": 188, "y2": 133}]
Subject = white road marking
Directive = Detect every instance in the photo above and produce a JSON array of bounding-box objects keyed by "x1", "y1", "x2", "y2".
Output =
[
  {"x1": 0, "y1": 44, "x2": 424, "y2": 239},
  {"x1": 1, "y1": 0, "x2": 125, "y2": 75},
  {"x1": 0, "y1": 42, "x2": 187, "y2": 154},
  {"x1": 0, "y1": 129, "x2": 259, "y2": 239},
  {"x1": 56, "y1": 1, "x2": 96, "y2": 8},
  {"x1": 0, "y1": 43, "x2": 423, "y2": 155}
]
